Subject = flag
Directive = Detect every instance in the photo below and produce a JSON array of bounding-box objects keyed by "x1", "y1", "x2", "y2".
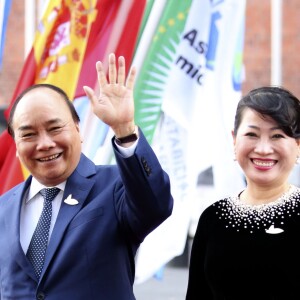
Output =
[
  {"x1": 32, "y1": 0, "x2": 98, "y2": 99},
  {"x1": 0, "y1": 0, "x2": 102, "y2": 195},
  {"x1": 199, "y1": 0, "x2": 247, "y2": 198},
  {"x1": 75, "y1": 0, "x2": 147, "y2": 163},
  {"x1": 0, "y1": 0, "x2": 147, "y2": 191},
  {"x1": 0, "y1": 46, "x2": 37, "y2": 194},
  {"x1": 133, "y1": 0, "x2": 194, "y2": 143},
  {"x1": 133, "y1": 0, "x2": 247, "y2": 283},
  {"x1": 0, "y1": 0, "x2": 11, "y2": 69},
  {"x1": 0, "y1": 130, "x2": 24, "y2": 193},
  {"x1": 185, "y1": 0, "x2": 247, "y2": 248},
  {"x1": 133, "y1": 0, "x2": 205, "y2": 283},
  {"x1": 131, "y1": 0, "x2": 167, "y2": 74}
]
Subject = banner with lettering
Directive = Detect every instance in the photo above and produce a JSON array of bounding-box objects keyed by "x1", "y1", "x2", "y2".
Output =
[
  {"x1": 203, "y1": 0, "x2": 246, "y2": 198},
  {"x1": 134, "y1": 0, "x2": 246, "y2": 283},
  {"x1": 134, "y1": 0, "x2": 210, "y2": 283}
]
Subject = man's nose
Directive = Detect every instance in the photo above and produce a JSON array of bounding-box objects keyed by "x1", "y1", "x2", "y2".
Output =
[{"x1": 36, "y1": 133, "x2": 56, "y2": 150}]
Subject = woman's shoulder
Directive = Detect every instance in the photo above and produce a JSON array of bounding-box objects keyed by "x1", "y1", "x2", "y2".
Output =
[{"x1": 199, "y1": 195, "x2": 234, "y2": 221}]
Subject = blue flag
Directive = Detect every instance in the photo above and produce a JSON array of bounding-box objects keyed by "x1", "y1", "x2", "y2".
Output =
[{"x1": 0, "y1": 0, "x2": 12, "y2": 69}]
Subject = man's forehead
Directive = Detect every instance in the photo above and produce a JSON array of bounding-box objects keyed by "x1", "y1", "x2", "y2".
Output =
[
  {"x1": 13, "y1": 96, "x2": 71, "y2": 129},
  {"x1": 15, "y1": 88, "x2": 67, "y2": 112},
  {"x1": 18, "y1": 118, "x2": 64, "y2": 128},
  {"x1": 20, "y1": 87, "x2": 62, "y2": 101}
]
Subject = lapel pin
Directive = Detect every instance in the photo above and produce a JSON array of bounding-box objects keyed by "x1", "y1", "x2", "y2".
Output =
[
  {"x1": 265, "y1": 224, "x2": 284, "y2": 234},
  {"x1": 64, "y1": 194, "x2": 79, "y2": 205}
]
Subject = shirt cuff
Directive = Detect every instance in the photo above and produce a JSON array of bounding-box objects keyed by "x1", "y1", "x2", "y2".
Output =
[{"x1": 114, "y1": 138, "x2": 139, "y2": 158}]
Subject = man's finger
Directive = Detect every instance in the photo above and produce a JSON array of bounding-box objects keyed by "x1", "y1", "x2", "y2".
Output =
[
  {"x1": 96, "y1": 61, "x2": 107, "y2": 87},
  {"x1": 126, "y1": 66, "x2": 136, "y2": 90},
  {"x1": 108, "y1": 53, "x2": 117, "y2": 84},
  {"x1": 117, "y1": 56, "x2": 126, "y2": 85},
  {"x1": 83, "y1": 86, "x2": 97, "y2": 106}
]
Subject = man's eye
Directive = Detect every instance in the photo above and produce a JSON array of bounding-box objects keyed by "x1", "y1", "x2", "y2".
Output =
[
  {"x1": 22, "y1": 132, "x2": 35, "y2": 138},
  {"x1": 245, "y1": 132, "x2": 257, "y2": 137},
  {"x1": 50, "y1": 127, "x2": 62, "y2": 132}
]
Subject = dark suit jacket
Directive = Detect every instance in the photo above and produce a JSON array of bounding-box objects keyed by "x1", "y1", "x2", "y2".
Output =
[{"x1": 0, "y1": 132, "x2": 173, "y2": 299}]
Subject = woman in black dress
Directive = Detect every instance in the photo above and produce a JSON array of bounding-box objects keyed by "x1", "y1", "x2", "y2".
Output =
[{"x1": 186, "y1": 86, "x2": 300, "y2": 299}]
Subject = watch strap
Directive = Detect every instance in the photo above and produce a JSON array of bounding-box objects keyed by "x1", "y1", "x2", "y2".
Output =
[{"x1": 115, "y1": 131, "x2": 138, "y2": 145}]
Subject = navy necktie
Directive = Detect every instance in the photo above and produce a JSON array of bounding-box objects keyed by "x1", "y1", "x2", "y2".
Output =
[{"x1": 26, "y1": 187, "x2": 60, "y2": 279}]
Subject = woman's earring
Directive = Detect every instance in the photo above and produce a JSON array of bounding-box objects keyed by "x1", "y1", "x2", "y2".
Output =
[
  {"x1": 296, "y1": 156, "x2": 300, "y2": 165},
  {"x1": 233, "y1": 151, "x2": 237, "y2": 161}
]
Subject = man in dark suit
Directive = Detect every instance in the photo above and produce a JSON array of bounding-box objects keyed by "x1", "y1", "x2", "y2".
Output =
[{"x1": 0, "y1": 53, "x2": 173, "y2": 299}]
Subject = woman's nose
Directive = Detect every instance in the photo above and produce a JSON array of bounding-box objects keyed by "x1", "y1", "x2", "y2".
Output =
[{"x1": 254, "y1": 138, "x2": 273, "y2": 154}]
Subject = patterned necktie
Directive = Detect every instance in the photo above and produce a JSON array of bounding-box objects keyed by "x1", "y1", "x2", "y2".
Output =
[{"x1": 26, "y1": 187, "x2": 60, "y2": 279}]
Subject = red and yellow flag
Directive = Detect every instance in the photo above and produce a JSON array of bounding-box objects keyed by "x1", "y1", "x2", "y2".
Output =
[
  {"x1": 30, "y1": 0, "x2": 98, "y2": 99},
  {"x1": 0, "y1": 0, "x2": 100, "y2": 194},
  {"x1": 0, "y1": 0, "x2": 146, "y2": 195}
]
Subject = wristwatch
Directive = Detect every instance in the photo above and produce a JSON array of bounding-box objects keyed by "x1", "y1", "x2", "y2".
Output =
[{"x1": 115, "y1": 129, "x2": 138, "y2": 145}]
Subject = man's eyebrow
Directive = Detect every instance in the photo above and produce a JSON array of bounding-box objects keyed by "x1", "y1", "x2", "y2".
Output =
[
  {"x1": 17, "y1": 118, "x2": 63, "y2": 131},
  {"x1": 18, "y1": 125, "x2": 33, "y2": 131}
]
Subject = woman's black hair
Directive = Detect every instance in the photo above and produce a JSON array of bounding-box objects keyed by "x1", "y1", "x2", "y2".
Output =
[
  {"x1": 7, "y1": 83, "x2": 80, "y2": 138},
  {"x1": 233, "y1": 86, "x2": 300, "y2": 139}
]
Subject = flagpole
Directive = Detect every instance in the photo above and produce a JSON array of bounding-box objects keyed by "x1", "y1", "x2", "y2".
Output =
[
  {"x1": 24, "y1": 0, "x2": 36, "y2": 58},
  {"x1": 271, "y1": 0, "x2": 282, "y2": 86}
]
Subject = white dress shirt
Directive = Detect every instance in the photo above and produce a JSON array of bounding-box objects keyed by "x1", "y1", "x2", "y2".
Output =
[
  {"x1": 20, "y1": 179, "x2": 66, "y2": 254},
  {"x1": 20, "y1": 140, "x2": 138, "y2": 254}
]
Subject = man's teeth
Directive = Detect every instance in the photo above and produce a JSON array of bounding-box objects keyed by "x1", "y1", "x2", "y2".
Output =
[
  {"x1": 253, "y1": 160, "x2": 274, "y2": 167},
  {"x1": 40, "y1": 154, "x2": 59, "y2": 161}
]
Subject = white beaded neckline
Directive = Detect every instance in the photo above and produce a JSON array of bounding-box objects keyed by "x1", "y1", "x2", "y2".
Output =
[
  {"x1": 213, "y1": 185, "x2": 300, "y2": 233},
  {"x1": 231, "y1": 184, "x2": 300, "y2": 211}
]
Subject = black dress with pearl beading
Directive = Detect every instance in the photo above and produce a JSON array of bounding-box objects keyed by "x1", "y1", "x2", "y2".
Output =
[{"x1": 186, "y1": 185, "x2": 300, "y2": 300}]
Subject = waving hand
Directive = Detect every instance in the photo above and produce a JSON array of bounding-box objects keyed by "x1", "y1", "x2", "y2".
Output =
[{"x1": 83, "y1": 53, "x2": 136, "y2": 138}]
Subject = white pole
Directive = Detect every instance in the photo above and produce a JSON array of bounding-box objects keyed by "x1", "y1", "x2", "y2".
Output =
[
  {"x1": 24, "y1": 0, "x2": 50, "y2": 58},
  {"x1": 24, "y1": 0, "x2": 36, "y2": 58},
  {"x1": 271, "y1": 0, "x2": 282, "y2": 86}
]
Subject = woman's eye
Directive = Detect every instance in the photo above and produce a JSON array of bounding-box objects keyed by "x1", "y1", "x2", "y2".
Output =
[{"x1": 272, "y1": 134, "x2": 284, "y2": 139}]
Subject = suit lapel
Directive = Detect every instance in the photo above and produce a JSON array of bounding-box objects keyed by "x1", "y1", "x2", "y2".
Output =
[
  {"x1": 41, "y1": 154, "x2": 96, "y2": 278},
  {"x1": 5, "y1": 179, "x2": 37, "y2": 281}
]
